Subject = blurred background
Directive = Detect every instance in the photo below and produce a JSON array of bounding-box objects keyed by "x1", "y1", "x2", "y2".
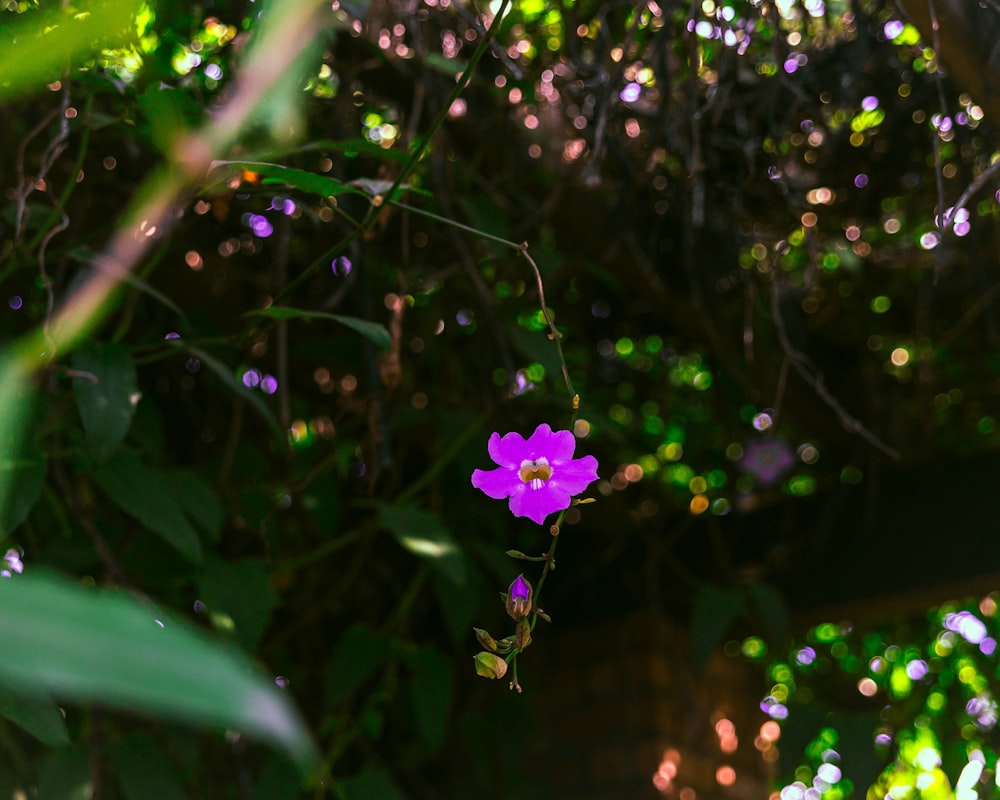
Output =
[{"x1": 4, "y1": 0, "x2": 1000, "y2": 797}]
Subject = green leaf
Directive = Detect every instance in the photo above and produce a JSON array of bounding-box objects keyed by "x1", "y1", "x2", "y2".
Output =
[
  {"x1": 0, "y1": 355, "x2": 39, "y2": 539},
  {"x1": 373, "y1": 503, "x2": 466, "y2": 585},
  {"x1": 71, "y1": 341, "x2": 139, "y2": 461},
  {"x1": 210, "y1": 161, "x2": 364, "y2": 198},
  {"x1": 0, "y1": 452, "x2": 46, "y2": 537},
  {"x1": 745, "y1": 582, "x2": 790, "y2": 646},
  {"x1": 163, "y1": 470, "x2": 224, "y2": 542},
  {"x1": 297, "y1": 137, "x2": 409, "y2": 164},
  {"x1": 246, "y1": 306, "x2": 391, "y2": 350},
  {"x1": 111, "y1": 734, "x2": 186, "y2": 800},
  {"x1": 408, "y1": 645, "x2": 453, "y2": 753},
  {"x1": 338, "y1": 769, "x2": 407, "y2": 800},
  {"x1": 171, "y1": 343, "x2": 278, "y2": 434},
  {"x1": 691, "y1": 583, "x2": 745, "y2": 670},
  {"x1": 0, "y1": 571, "x2": 317, "y2": 768},
  {"x1": 0, "y1": 679, "x2": 70, "y2": 747},
  {"x1": 91, "y1": 451, "x2": 203, "y2": 563},
  {"x1": 326, "y1": 623, "x2": 390, "y2": 705},
  {"x1": 38, "y1": 747, "x2": 90, "y2": 800},
  {"x1": 139, "y1": 83, "x2": 204, "y2": 154},
  {"x1": 250, "y1": 754, "x2": 303, "y2": 800},
  {"x1": 200, "y1": 559, "x2": 277, "y2": 651}
]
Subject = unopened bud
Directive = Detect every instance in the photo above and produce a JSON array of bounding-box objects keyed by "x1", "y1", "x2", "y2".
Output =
[
  {"x1": 505, "y1": 573, "x2": 533, "y2": 620},
  {"x1": 473, "y1": 627, "x2": 498, "y2": 652},
  {"x1": 474, "y1": 651, "x2": 508, "y2": 680},
  {"x1": 515, "y1": 618, "x2": 532, "y2": 651}
]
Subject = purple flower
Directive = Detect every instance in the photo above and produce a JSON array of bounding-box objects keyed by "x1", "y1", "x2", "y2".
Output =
[
  {"x1": 471, "y1": 423, "x2": 599, "y2": 525},
  {"x1": 506, "y1": 574, "x2": 532, "y2": 620}
]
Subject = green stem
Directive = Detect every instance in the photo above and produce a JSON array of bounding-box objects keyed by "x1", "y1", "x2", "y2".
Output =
[{"x1": 388, "y1": 198, "x2": 523, "y2": 250}]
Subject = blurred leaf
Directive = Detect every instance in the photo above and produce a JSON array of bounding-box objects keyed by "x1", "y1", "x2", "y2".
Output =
[
  {"x1": 297, "y1": 137, "x2": 409, "y2": 164},
  {"x1": 200, "y1": 558, "x2": 277, "y2": 651},
  {"x1": 164, "y1": 470, "x2": 224, "y2": 542},
  {"x1": 0, "y1": 356, "x2": 37, "y2": 539},
  {"x1": 38, "y1": 747, "x2": 90, "y2": 800},
  {"x1": 374, "y1": 502, "x2": 467, "y2": 585},
  {"x1": 0, "y1": 0, "x2": 143, "y2": 102},
  {"x1": 0, "y1": 451, "x2": 46, "y2": 537},
  {"x1": 424, "y1": 52, "x2": 465, "y2": 76},
  {"x1": 432, "y1": 565, "x2": 482, "y2": 645},
  {"x1": 691, "y1": 583, "x2": 745, "y2": 670},
  {"x1": 247, "y1": 306, "x2": 391, "y2": 350},
  {"x1": 176, "y1": 344, "x2": 278, "y2": 434},
  {"x1": 210, "y1": 161, "x2": 364, "y2": 198},
  {"x1": 0, "y1": 679, "x2": 69, "y2": 747},
  {"x1": 338, "y1": 768, "x2": 407, "y2": 800},
  {"x1": 250, "y1": 753, "x2": 303, "y2": 800},
  {"x1": 91, "y1": 451, "x2": 203, "y2": 563},
  {"x1": 326, "y1": 623, "x2": 390, "y2": 705},
  {"x1": 71, "y1": 341, "x2": 138, "y2": 461},
  {"x1": 745, "y1": 582, "x2": 789, "y2": 646},
  {"x1": 0, "y1": 571, "x2": 317, "y2": 768},
  {"x1": 111, "y1": 734, "x2": 185, "y2": 800},
  {"x1": 408, "y1": 645, "x2": 453, "y2": 753},
  {"x1": 139, "y1": 82, "x2": 204, "y2": 154}
]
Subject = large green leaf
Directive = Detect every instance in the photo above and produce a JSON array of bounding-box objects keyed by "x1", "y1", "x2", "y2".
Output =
[
  {"x1": 0, "y1": 571, "x2": 317, "y2": 767},
  {"x1": 71, "y1": 341, "x2": 138, "y2": 461},
  {"x1": 247, "y1": 307, "x2": 391, "y2": 350},
  {"x1": 690, "y1": 583, "x2": 746, "y2": 670},
  {"x1": 91, "y1": 451, "x2": 203, "y2": 563},
  {"x1": 373, "y1": 503, "x2": 466, "y2": 585},
  {"x1": 0, "y1": 678, "x2": 70, "y2": 747}
]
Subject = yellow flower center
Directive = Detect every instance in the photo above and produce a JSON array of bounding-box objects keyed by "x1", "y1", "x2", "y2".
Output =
[{"x1": 519, "y1": 458, "x2": 552, "y2": 489}]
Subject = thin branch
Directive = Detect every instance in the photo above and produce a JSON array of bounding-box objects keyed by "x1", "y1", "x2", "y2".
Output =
[
  {"x1": 940, "y1": 154, "x2": 1000, "y2": 231},
  {"x1": 770, "y1": 283, "x2": 900, "y2": 459},
  {"x1": 516, "y1": 244, "x2": 577, "y2": 404},
  {"x1": 927, "y1": 0, "x2": 948, "y2": 286},
  {"x1": 937, "y1": 277, "x2": 1000, "y2": 349}
]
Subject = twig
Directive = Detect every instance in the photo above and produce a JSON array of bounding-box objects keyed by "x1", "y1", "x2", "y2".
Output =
[
  {"x1": 940, "y1": 155, "x2": 1000, "y2": 231},
  {"x1": 516, "y1": 244, "x2": 577, "y2": 404},
  {"x1": 937, "y1": 276, "x2": 1000, "y2": 349},
  {"x1": 927, "y1": 0, "x2": 948, "y2": 286},
  {"x1": 770, "y1": 282, "x2": 900, "y2": 459}
]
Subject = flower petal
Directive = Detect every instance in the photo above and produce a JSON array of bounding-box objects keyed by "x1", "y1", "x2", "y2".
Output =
[
  {"x1": 472, "y1": 466, "x2": 520, "y2": 499},
  {"x1": 549, "y1": 454, "x2": 599, "y2": 496},
  {"x1": 509, "y1": 482, "x2": 571, "y2": 525},
  {"x1": 487, "y1": 430, "x2": 528, "y2": 468},
  {"x1": 524, "y1": 423, "x2": 576, "y2": 463}
]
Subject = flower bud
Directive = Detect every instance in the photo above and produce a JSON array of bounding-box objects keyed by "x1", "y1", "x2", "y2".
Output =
[
  {"x1": 515, "y1": 618, "x2": 532, "y2": 651},
  {"x1": 505, "y1": 573, "x2": 533, "y2": 620},
  {"x1": 473, "y1": 651, "x2": 508, "y2": 680},
  {"x1": 473, "y1": 627, "x2": 498, "y2": 652}
]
